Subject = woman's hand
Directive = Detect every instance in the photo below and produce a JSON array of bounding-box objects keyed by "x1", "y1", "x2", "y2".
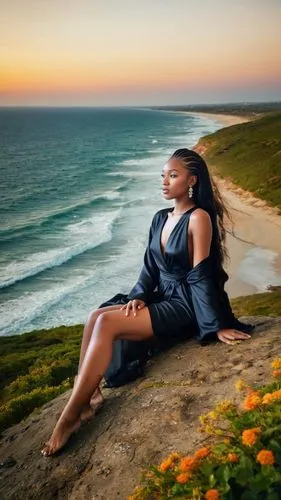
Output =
[
  {"x1": 217, "y1": 329, "x2": 251, "y2": 345},
  {"x1": 120, "y1": 299, "x2": 146, "y2": 317}
]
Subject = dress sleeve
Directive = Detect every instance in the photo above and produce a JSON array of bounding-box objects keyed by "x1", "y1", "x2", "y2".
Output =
[
  {"x1": 127, "y1": 214, "x2": 159, "y2": 302},
  {"x1": 186, "y1": 257, "x2": 226, "y2": 342}
]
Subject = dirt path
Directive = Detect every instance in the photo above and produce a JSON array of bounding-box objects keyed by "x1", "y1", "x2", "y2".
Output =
[{"x1": 0, "y1": 316, "x2": 280, "y2": 500}]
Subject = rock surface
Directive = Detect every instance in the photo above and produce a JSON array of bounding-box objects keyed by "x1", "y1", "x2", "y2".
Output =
[{"x1": 0, "y1": 316, "x2": 280, "y2": 500}]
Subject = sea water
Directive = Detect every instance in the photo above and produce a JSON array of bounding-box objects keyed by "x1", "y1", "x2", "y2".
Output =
[{"x1": 0, "y1": 107, "x2": 226, "y2": 336}]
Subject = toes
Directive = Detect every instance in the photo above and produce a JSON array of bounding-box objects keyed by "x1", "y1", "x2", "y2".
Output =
[{"x1": 41, "y1": 443, "x2": 51, "y2": 457}]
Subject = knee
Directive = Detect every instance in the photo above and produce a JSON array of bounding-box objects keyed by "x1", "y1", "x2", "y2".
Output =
[
  {"x1": 86, "y1": 308, "x2": 101, "y2": 329},
  {"x1": 94, "y1": 312, "x2": 117, "y2": 339}
]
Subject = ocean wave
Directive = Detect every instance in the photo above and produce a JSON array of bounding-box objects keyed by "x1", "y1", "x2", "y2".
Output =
[
  {"x1": 0, "y1": 272, "x2": 93, "y2": 336},
  {"x1": 0, "y1": 209, "x2": 122, "y2": 289},
  {"x1": 119, "y1": 154, "x2": 167, "y2": 167},
  {"x1": 0, "y1": 181, "x2": 130, "y2": 240},
  {"x1": 238, "y1": 247, "x2": 281, "y2": 291},
  {"x1": 107, "y1": 171, "x2": 159, "y2": 178}
]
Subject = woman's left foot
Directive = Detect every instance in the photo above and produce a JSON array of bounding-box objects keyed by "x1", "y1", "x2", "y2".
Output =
[{"x1": 41, "y1": 414, "x2": 81, "y2": 457}]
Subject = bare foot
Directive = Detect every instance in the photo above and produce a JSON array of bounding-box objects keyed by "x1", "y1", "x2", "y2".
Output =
[
  {"x1": 74, "y1": 375, "x2": 104, "y2": 422},
  {"x1": 41, "y1": 414, "x2": 81, "y2": 457}
]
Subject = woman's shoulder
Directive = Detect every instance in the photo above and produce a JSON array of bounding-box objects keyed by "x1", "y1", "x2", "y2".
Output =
[
  {"x1": 189, "y1": 208, "x2": 212, "y2": 234},
  {"x1": 190, "y1": 207, "x2": 210, "y2": 219}
]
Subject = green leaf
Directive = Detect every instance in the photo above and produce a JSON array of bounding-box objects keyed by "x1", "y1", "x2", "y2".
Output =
[
  {"x1": 240, "y1": 491, "x2": 259, "y2": 500},
  {"x1": 269, "y1": 439, "x2": 281, "y2": 453},
  {"x1": 209, "y1": 474, "x2": 216, "y2": 487}
]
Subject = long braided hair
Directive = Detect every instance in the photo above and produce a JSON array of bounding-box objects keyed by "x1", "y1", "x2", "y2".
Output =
[{"x1": 170, "y1": 148, "x2": 232, "y2": 270}]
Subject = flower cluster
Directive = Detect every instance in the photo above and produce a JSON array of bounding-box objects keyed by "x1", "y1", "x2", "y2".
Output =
[{"x1": 129, "y1": 358, "x2": 281, "y2": 499}]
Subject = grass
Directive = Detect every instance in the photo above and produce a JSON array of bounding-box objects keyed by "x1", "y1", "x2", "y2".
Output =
[
  {"x1": 199, "y1": 111, "x2": 281, "y2": 210},
  {"x1": 0, "y1": 290, "x2": 280, "y2": 433}
]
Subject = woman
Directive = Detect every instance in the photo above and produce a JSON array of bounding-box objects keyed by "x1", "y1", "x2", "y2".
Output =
[{"x1": 41, "y1": 148, "x2": 254, "y2": 457}]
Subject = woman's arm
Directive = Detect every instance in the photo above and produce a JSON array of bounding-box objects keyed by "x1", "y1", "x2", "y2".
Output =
[
  {"x1": 126, "y1": 213, "x2": 159, "y2": 303},
  {"x1": 188, "y1": 209, "x2": 251, "y2": 344}
]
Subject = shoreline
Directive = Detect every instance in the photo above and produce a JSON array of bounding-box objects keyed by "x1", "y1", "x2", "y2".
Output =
[
  {"x1": 177, "y1": 110, "x2": 251, "y2": 128},
  {"x1": 183, "y1": 110, "x2": 281, "y2": 298}
]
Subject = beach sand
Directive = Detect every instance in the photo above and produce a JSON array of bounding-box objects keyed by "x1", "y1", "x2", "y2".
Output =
[{"x1": 186, "y1": 111, "x2": 281, "y2": 298}]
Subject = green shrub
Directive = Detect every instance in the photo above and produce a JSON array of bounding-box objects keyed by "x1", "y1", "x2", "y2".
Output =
[
  {"x1": 129, "y1": 360, "x2": 281, "y2": 499},
  {"x1": 0, "y1": 381, "x2": 71, "y2": 432}
]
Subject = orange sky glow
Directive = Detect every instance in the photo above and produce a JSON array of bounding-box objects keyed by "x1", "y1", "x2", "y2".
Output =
[{"x1": 1, "y1": 0, "x2": 281, "y2": 106}]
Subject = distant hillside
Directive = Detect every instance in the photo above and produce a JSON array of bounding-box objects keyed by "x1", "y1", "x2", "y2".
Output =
[
  {"x1": 199, "y1": 111, "x2": 281, "y2": 210},
  {"x1": 149, "y1": 102, "x2": 281, "y2": 117}
]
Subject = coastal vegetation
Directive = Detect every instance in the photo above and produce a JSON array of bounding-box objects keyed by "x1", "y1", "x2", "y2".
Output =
[
  {"x1": 0, "y1": 289, "x2": 280, "y2": 434},
  {"x1": 199, "y1": 111, "x2": 281, "y2": 211},
  {"x1": 129, "y1": 359, "x2": 281, "y2": 499}
]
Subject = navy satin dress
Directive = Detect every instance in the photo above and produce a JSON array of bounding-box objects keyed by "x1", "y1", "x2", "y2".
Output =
[{"x1": 100, "y1": 207, "x2": 254, "y2": 387}]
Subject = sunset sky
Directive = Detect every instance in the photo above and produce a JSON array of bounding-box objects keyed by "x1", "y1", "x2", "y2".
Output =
[{"x1": 1, "y1": 0, "x2": 281, "y2": 106}]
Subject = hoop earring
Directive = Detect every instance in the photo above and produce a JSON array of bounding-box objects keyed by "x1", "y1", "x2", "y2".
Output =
[{"x1": 188, "y1": 186, "x2": 193, "y2": 198}]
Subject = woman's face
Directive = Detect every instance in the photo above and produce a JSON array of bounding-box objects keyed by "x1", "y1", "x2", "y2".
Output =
[{"x1": 161, "y1": 158, "x2": 191, "y2": 200}]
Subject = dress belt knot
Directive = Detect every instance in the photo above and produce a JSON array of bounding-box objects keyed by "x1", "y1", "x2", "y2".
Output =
[{"x1": 160, "y1": 270, "x2": 186, "y2": 283}]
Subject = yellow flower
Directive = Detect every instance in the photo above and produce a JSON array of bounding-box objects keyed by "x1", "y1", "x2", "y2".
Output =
[
  {"x1": 179, "y1": 456, "x2": 196, "y2": 472},
  {"x1": 256, "y1": 449, "x2": 274, "y2": 465},
  {"x1": 199, "y1": 415, "x2": 208, "y2": 424},
  {"x1": 205, "y1": 425, "x2": 215, "y2": 434},
  {"x1": 227, "y1": 453, "x2": 239, "y2": 463},
  {"x1": 271, "y1": 358, "x2": 281, "y2": 369},
  {"x1": 216, "y1": 400, "x2": 233, "y2": 413},
  {"x1": 242, "y1": 427, "x2": 261, "y2": 446},
  {"x1": 262, "y1": 389, "x2": 281, "y2": 405},
  {"x1": 208, "y1": 411, "x2": 218, "y2": 420},
  {"x1": 272, "y1": 369, "x2": 281, "y2": 378},
  {"x1": 243, "y1": 391, "x2": 262, "y2": 411},
  {"x1": 176, "y1": 472, "x2": 191, "y2": 484},
  {"x1": 193, "y1": 487, "x2": 201, "y2": 498},
  {"x1": 205, "y1": 489, "x2": 220, "y2": 500},
  {"x1": 235, "y1": 379, "x2": 248, "y2": 392},
  {"x1": 194, "y1": 447, "x2": 210, "y2": 460}
]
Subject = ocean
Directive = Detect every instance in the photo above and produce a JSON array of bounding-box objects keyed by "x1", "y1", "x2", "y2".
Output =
[{"x1": 0, "y1": 107, "x2": 224, "y2": 336}]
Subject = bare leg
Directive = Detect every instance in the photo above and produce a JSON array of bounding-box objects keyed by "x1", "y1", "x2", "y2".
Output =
[
  {"x1": 76, "y1": 305, "x2": 122, "y2": 421},
  {"x1": 41, "y1": 307, "x2": 154, "y2": 456}
]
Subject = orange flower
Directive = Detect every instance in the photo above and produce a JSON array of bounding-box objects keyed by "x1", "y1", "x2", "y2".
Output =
[
  {"x1": 159, "y1": 458, "x2": 172, "y2": 472},
  {"x1": 256, "y1": 449, "x2": 274, "y2": 465},
  {"x1": 243, "y1": 391, "x2": 262, "y2": 411},
  {"x1": 194, "y1": 447, "x2": 210, "y2": 460},
  {"x1": 205, "y1": 489, "x2": 220, "y2": 500},
  {"x1": 262, "y1": 389, "x2": 281, "y2": 405},
  {"x1": 271, "y1": 358, "x2": 281, "y2": 369},
  {"x1": 176, "y1": 472, "x2": 191, "y2": 484},
  {"x1": 179, "y1": 456, "x2": 196, "y2": 472},
  {"x1": 272, "y1": 369, "x2": 281, "y2": 378},
  {"x1": 227, "y1": 453, "x2": 239, "y2": 463},
  {"x1": 242, "y1": 427, "x2": 261, "y2": 446},
  {"x1": 167, "y1": 452, "x2": 181, "y2": 462}
]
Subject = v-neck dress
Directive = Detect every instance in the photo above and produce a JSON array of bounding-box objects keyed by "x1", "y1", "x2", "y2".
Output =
[
  {"x1": 99, "y1": 207, "x2": 255, "y2": 387},
  {"x1": 100, "y1": 207, "x2": 254, "y2": 341}
]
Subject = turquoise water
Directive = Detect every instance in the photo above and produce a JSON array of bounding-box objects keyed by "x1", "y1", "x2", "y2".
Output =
[{"x1": 0, "y1": 107, "x2": 223, "y2": 336}]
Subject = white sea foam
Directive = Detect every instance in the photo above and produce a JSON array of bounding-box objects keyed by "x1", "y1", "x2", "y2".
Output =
[
  {"x1": 0, "y1": 272, "x2": 94, "y2": 336},
  {"x1": 119, "y1": 155, "x2": 167, "y2": 167},
  {"x1": 238, "y1": 247, "x2": 281, "y2": 291},
  {"x1": 107, "y1": 171, "x2": 159, "y2": 178},
  {"x1": 0, "y1": 209, "x2": 121, "y2": 289},
  {"x1": 0, "y1": 183, "x2": 128, "y2": 234}
]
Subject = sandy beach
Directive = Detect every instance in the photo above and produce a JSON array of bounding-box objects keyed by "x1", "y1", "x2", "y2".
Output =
[{"x1": 186, "y1": 111, "x2": 281, "y2": 298}]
